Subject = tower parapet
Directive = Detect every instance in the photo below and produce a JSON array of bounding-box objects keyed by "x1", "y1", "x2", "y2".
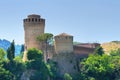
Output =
[
  {"x1": 54, "y1": 33, "x2": 73, "y2": 53},
  {"x1": 24, "y1": 14, "x2": 45, "y2": 24}
]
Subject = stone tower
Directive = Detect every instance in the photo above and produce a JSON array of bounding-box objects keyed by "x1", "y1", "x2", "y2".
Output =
[
  {"x1": 23, "y1": 14, "x2": 45, "y2": 61},
  {"x1": 54, "y1": 33, "x2": 73, "y2": 53},
  {"x1": 23, "y1": 14, "x2": 45, "y2": 50}
]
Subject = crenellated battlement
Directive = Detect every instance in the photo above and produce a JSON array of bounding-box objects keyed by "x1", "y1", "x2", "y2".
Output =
[
  {"x1": 24, "y1": 18, "x2": 45, "y2": 23},
  {"x1": 24, "y1": 14, "x2": 45, "y2": 23},
  {"x1": 54, "y1": 36, "x2": 73, "y2": 41}
]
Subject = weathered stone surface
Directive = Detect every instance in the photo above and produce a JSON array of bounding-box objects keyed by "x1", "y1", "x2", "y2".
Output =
[
  {"x1": 23, "y1": 14, "x2": 45, "y2": 51},
  {"x1": 23, "y1": 14, "x2": 45, "y2": 61},
  {"x1": 52, "y1": 52, "x2": 78, "y2": 76},
  {"x1": 21, "y1": 70, "x2": 35, "y2": 80},
  {"x1": 54, "y1": 33, "x2": 73, "y2": 53}
]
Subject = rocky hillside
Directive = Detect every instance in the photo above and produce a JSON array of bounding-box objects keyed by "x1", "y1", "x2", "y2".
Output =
[
  {"x1": 0, "y1": 39, "x2": 22, "y2": 56},
  {"x1": 101, "y1": 41, "x2": 120, "y2": 54}
]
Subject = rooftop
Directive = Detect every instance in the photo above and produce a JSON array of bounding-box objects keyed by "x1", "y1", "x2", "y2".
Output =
[
  {"x1": 74, "y1": 43, "x2": 100, "y2": 48},
  {"x1": 55, "y1": 33, "x2": 73, "y2": 37},
  {"x1": 28, "y1": 14, "x2": 41, "y2": 18}
]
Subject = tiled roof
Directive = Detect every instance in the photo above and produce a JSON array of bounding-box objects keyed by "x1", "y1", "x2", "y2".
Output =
[{"x1": 74, "y1": 43, "x2": 100, "y2": 48}]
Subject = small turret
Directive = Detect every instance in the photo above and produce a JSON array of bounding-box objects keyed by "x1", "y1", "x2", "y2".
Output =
[{"x1": 54, "y1": 33, "x2": 73, "y2": 53}]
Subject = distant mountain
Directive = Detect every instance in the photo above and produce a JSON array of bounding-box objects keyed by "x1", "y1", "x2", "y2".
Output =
[{"x1": 0, "y1": 39, "x2": 22, "y2": 56}]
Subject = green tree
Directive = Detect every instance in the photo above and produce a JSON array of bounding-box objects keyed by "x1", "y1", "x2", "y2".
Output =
[
  {"x1": 20, "y1": 44, "x2": 24, "y2": 53},
  {"x1": 109, "y1": 49, "x2": 120, "y2": 79},
  {"x1": 94, "y1": 46, "x2": 104, "y2": 56},
  {"x1": 0, "y1": 48, "x2": 6, "y2": 60},
  {"x1": 110, "y1": 48, "x2": 120, "y2": 56},
  {"x1": 64, "y1": 73, "x2": 72, "y2": 80},
  {"x1": 27, "y1": 48, "x2": 43, "y2": 61},
  {"x1": 7, "y1": 40, "x2": 15, "y2": 61},
  {"x1": 37, "y1": 33, "x2": 53, "y2": 61},
  {"x1": 20, "y1": 44, "x2": 24, "y2": 58},
  {"x1": 2, "y1": 59, "x2": 26, "y2": 80},
  {"x1": 80, "y1": 54, "x2": 114, "y2": 80},
  {"x1": 111, "y1": 56, "x2": 120, "y2": 79},
  {"x1": 26, "y1": 48, "x2": 49, "y2": 80},
  {"x1": 0, "y1": 66, "x2": 14, "y2": 80}
]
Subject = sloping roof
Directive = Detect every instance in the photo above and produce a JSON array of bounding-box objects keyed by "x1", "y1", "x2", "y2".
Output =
[
  {"x1": 28, "y1": 14, "x2": 41, "y2": 18},
  {"x1": 55, "y1": 33, "x2": 73, "y2": 37},
  {"x1": 74, "y1": 43, "x2": 100, "y2": 48}
]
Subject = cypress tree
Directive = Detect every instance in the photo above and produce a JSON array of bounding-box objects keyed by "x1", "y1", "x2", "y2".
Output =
[{"x1": 7, "y1": 40, "x2": 15, "y2": 61}]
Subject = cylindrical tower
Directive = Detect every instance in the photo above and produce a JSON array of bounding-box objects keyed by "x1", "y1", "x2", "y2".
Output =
[
  {"x1": 54, "y1": 33, "x2": 73, "y2": 53},
  {"x1": 23, "y1": 14, "x2": 45, "y2": 51}
]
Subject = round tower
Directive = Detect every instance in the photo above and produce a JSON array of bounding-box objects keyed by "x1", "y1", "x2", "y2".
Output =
[
  {"x1": 23, "y1": 14, "x2": 45, "y2": 51},
  {"x1": 54, "y1": 33, "x2": 73, "y2": 53}
]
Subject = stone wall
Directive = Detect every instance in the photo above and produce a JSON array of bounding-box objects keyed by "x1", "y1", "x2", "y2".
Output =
[{"x1": 52, "y1": 52, "x2": 78, "y2": 76}]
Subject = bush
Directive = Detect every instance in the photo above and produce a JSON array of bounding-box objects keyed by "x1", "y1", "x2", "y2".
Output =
[
  {"x1": 0, "y1": 67, "x2": 14, "y2": 80},
  {"x1": 27, "y1": 48, "x2": 43, "y2": 61},
  {"x1": 3, "y1": 60, "x2": 26, "y2": 80}
]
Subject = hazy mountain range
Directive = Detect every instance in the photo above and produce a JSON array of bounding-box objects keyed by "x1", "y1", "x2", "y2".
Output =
[{"x1": 0, "y1": 39, "x2": 22, "y2": 56}]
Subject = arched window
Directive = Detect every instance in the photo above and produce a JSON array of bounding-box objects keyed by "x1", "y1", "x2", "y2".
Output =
[
  {"x1": 35, "y1": 19, "x2": 37, "y2": 22},
  {"x1": 32, "y1": 18, "x2": 34, "y2": 22},
  {"x1": 28, "y1": 19, "x2": 30, "y2": 22}
]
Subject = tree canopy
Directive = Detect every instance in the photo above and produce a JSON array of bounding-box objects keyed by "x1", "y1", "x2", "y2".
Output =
[
  {"x1": 37, "y1": 33, "x2": 53, "y2": 62},
  {"x1": 37, "y1": 33, "x2": 53, "y2": 43}
]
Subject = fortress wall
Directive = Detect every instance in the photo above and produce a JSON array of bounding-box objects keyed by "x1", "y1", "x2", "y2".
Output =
[{"x1": 52, "y1": 52, "x2": 78, "y2": 76}]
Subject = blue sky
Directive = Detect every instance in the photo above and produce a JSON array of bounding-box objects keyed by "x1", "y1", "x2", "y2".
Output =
[{"x1": 0, "y1": 0, "x2": 120, "y2": 44}]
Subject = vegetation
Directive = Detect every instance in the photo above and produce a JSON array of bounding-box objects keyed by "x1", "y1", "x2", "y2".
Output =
[
  {"x1": 37, "y1": 33, "x2": 53, "y2": 61},
  {"x1": 93, "y1": 46, "x2": 104, "y2": 56},
  {"x1": 19, "y1": 44, "x2": 24, "y2": 58},
  {"x1": 27, "y1": 48, "x2": 43, "y2": 61},
  {"x1": 80, "y1": 54, "x2": 114, "y2": 80},
  {"x1": 7, "y1": 40, "x2": 15, "y2": 61},
  {"x1": 0, "y1": 66, "x2": 14, "y2": 80},
  {"x1": 20, "y1": 44, "x2": 24, "y2": 53},
  {"x1": 0, "y1": 48, "x2": 6, "y2": 60},
  {"x1": 78, "y1": 48, "x2": 120, "y2": 80},
  {"x1": 26, "y1": 48, "x2": 51, "y2": 80},
  {"x1": 64, "y1": 73, "x2": 73, "y2": 80},
  {"x1": 1, "y1": 40, "x2": 120, "y2": 80}
]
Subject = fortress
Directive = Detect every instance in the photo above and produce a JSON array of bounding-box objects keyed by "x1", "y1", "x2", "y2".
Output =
[{"x1": 23, "y1": 14, "x2": 100, "y2": 75}]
